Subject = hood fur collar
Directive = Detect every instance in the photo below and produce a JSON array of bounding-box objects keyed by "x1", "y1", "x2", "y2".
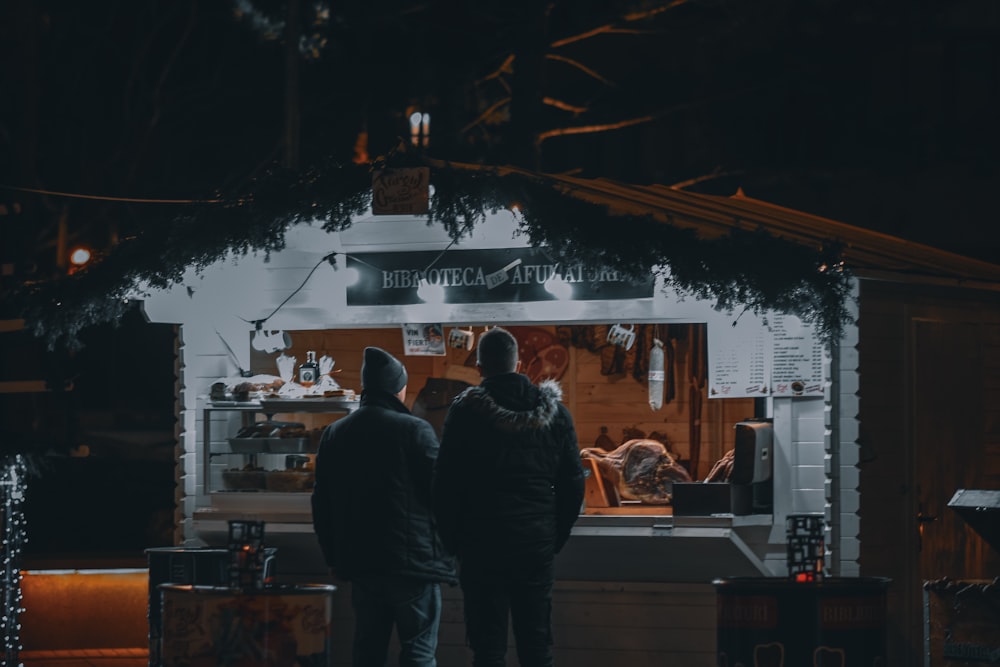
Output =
[{"x1": 454, "y1": 379, "x2": 563, "y2": 433}]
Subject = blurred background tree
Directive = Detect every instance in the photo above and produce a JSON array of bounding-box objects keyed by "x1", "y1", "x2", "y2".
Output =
[{"x1": 3, "y1": 0, "x2": 998, "y2": 286}]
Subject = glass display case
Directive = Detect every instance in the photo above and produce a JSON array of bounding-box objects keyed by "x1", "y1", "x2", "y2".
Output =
[{"x1": 201, "y1": 398, "x2": 359, "y2": 495}]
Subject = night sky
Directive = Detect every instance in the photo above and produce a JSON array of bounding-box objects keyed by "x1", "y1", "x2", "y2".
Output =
[{"x1": 3, "y1": 0, "x2": 999, "y2": 273}]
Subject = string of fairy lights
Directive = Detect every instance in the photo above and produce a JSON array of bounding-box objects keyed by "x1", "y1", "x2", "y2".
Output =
[
  {"x1": 234, "y1": 234, "x2": 497, "y2": 331},
  {"x1": 1, "y1": 455, "x2": 27, "y2": 665},
  {"x1": 233, "y1": 239, "x2": 588, "y2": 340}
]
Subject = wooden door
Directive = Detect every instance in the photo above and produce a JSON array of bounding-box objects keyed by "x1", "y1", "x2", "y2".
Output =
[{"x1": 910, "y1": 319, "x2": 986, "y2": 654}]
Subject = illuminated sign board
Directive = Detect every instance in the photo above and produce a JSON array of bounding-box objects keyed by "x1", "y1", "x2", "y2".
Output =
[{"x1": 346, "y1": 248, "x2": 654, "y2": 306}]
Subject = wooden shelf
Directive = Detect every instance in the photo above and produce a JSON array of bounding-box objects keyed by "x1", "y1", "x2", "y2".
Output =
[{"x1": 583, "y1": 506, "x2": 673, "y2": 516}]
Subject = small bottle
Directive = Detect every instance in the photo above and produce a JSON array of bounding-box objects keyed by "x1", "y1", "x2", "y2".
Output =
[{"x1": 299, "y1": 351, "x2": 319, "y2": 387}]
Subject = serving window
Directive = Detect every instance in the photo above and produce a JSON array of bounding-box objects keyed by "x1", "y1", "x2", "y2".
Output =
[{"x1": 244, "y1": 322, "x2": 759, "y2": 515}]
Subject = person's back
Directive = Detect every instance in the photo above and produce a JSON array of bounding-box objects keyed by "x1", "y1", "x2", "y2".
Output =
[
  {"x1": 314, "y1": 390, "x2": 451, "y2": 580},
  {"x1": 313, "y1": 346, "x2": 455, "y2": 667},
  {"x1": 434, "y1": 327, "x2": 584, "y2": 667},
  {"x1": 438, "y1": 373, "x2": 576, "y2": 562}
]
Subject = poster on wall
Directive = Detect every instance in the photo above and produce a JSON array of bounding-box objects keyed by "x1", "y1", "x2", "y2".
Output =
[
  {"x1": 708, "y1": 314, "x2": 772, "y2": 398},
  {"x1": 770, "y1": 313, "x2": 825, "y2": 397},
  {"x1": 401, "y1": 323, "x2": 446, "y2": 356}
]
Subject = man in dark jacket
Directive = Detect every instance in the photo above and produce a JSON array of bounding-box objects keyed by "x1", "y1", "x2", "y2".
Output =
[
  {"x1": 433, "y1": 327, "x2": 585, "y2": 667},
  {"x1": 312, "y1": 346, "x2": 456, "y2": 667}
]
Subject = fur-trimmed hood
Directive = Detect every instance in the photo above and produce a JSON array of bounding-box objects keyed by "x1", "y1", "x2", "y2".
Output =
[
  {"x1": 434, "y1": 371, "x2": 584, "y2": 561},
  {"x1": 452, "y1": 376, "x2": 563, "y2": 433}
]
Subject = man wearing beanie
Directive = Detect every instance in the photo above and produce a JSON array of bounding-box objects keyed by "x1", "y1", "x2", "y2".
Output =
[
  {"x1": 312, "y1": 346, "x2": 456, "y2": 667},
  {"x1": 433, "y1": 327, "x2": 585, "y2": 667}
]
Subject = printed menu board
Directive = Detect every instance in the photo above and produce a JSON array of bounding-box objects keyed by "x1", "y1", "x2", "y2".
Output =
[
  {"x1": 708, "y1": 313, "x2": 772, "y2": 398},
  {"x1": 770, "y1": 314, "x2": 824, "y2": 397},
  {"x1": 708, "y1": 312, "x2": 825, "y2": 398}
]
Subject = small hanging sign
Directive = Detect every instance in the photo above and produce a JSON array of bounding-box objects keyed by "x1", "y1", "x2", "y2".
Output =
[
  {"x1": 401, "y1": 323, "x2": 446, "y2": 356},
  {"x1": 372, "y1": 167, "x2": 430, "y2": 215}
]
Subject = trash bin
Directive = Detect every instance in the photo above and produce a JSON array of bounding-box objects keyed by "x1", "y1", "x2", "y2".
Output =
[
  {"x1": 159, "y1": 583, "x2": 336, "y2": 667},
  {"x1": 713, "y1": 576, "x2": 890, "y2": 666},
  {"x1": 146, "y1": 546, "x2": 276, "y2": 667}
]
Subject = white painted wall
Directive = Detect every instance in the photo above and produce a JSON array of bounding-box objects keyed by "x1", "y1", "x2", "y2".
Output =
[{"x1": 831, "y1": 282, "x2": 862, "y2": 576}]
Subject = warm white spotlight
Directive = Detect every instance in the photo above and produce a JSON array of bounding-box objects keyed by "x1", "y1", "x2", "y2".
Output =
[
  {"x1": 69, "y1": 247, "x2": 92, "y2": 266},
  {"x1": 417, "y1": 278, "x2": 445, "y2": 303},
  {"x1": 343, "y1": 267, "x2": 361, "y2": 286},
  {"x1": 544, "y1": 273, "x2": 572, "y2": 300},
  {"x1": 409, "y1": 111, "x2": 430, "y2": 147}
]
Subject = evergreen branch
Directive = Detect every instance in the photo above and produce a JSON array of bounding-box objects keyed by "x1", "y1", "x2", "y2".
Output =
[{"x1": 10, "y1": 159, "x2": 854, "y2": 352}]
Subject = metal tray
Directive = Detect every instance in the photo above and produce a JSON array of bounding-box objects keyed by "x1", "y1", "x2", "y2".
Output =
[
  {"x1": 259, "y1": 397, "x2": 358, "y2": 413},
  {"x1": 227, "y1": 437, "x2": 313, "y2": 454},
  {"x1": 268, "y1": 437, "x2": 317, "y2": 453}
]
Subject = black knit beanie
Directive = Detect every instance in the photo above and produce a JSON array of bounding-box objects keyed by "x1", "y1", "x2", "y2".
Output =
[{"x1": 361, "y1": 347, "x2": 408, "y2": 394}]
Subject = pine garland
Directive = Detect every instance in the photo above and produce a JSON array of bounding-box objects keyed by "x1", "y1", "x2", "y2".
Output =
[{"x1": 11, "y1": 159, "x2": 853, "y2": 352}]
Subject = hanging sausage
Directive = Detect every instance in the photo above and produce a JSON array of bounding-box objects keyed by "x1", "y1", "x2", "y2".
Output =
[
  {"x1": 664, "y1": 333, "x2": 676, "y2": 404},
  {"x1": 648, "y1": 338, "x2": 665, "y2": 411}
]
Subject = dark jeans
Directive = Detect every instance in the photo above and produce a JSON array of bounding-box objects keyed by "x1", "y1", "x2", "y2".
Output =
[
  {"x1": 350, "y1": 575, "x2": 442, "y2": 667},
  {"x1": 459, "y1": 557, "x2": 555, "y2": 667}
]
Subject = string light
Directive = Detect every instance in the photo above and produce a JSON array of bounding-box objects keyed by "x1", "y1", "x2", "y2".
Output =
[
  {"x1": 343, "y1": 266, "x2": 361, "y2": 286},
  {"x1": 416, "y1": 278, "x2": 445, "y2": 304},
  {"x1": 68, "y1": 246, "x2": 92, "y2": 267},
  {"x1": 1, "y1": 455, "x2": 28, "y2": 665},
  {"x1": 0, "y1": 184, "x2": 220, "y2": 204},
  {"x1": 544, "y1": 271, "x2": 573, "y2": 300},
  {"x1": 240, "y1": 248, "x2": 455, "y2": 327}
]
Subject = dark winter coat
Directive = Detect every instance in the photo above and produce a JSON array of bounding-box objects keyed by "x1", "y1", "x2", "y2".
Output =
[
  {"x1": 311, "y1": 390, "x2": 457, "y2": 584},
  {"x1": 433, "y1": 373, "x2": 585, "y2": 565}
]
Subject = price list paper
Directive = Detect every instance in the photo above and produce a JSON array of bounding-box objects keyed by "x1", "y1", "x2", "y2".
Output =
[
  {"x1": 708, "y1": 315, "x2": 772, "y2": 399},
  {"x1": 770, "y1": 314, "x2": 825, "y2": 396}
]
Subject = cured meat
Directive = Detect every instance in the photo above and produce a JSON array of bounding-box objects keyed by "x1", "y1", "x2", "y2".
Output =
[
  {"x1": 580, "y1": 439, "x2": 692, "y2": 504},
  {"x1": 507, "y1": 326, "x2": 555, "y2": 360},
  {"x1": 705, "y1": 449, "x2": 735, "y2": 482},
  {"x1": 600, "y1": 344, "x2": 625, "y2": 376},
  {"x1": 522, "y1": 344, "x2": 569, "y2": 383},
  {"x1": 664, "y1": 334, "x2": 675, "y2": 404},
  {"x1": 648, "y1": 338, "x2": 665, "y2": 410},
  {"x1": 503, "y1": 327, "x2": 569, "y2": 383}
]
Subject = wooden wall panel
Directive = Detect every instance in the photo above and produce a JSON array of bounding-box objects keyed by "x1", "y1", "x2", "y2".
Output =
[{"x1": 340, "y1": 580, "x2": 718, "y2": 667}]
